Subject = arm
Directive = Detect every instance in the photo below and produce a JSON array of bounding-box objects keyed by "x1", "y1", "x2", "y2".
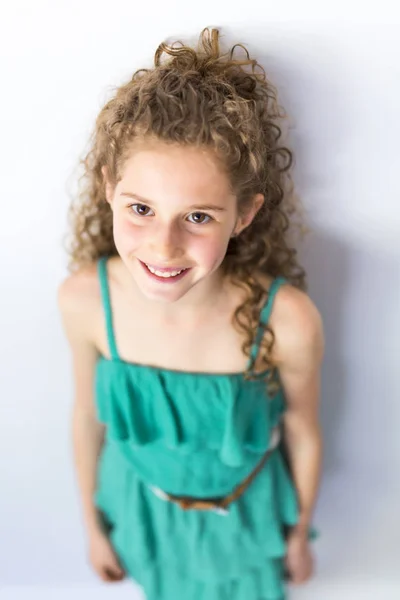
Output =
[
  {"x1": 58, "y1": 272, "x2": 125, "y2": 582},
  {"x1": 274, "y1": 288, "x2": 324, "y2": 536},
  {"x1": 58, "y1": 275, "x2": 105, "y2": 538}
]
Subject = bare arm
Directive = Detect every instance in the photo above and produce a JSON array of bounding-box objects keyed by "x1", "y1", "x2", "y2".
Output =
[
  {"x1": 58, "y1": 275, "x2": 105, "y2": 538},
  {"x1": 274, "y1": 288, "x2": 324, "y2": 536},
  {"x1": 58, "y1": 272, "x2": 125, "y2": 582}
]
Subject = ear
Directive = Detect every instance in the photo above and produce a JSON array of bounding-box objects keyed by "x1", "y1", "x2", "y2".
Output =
[
  {"x1": 101, "y1": 165, "x2": 114, "y2": 205},
  {"x1": 233, "y1": 194, "x2": 264, "y2": 236}
]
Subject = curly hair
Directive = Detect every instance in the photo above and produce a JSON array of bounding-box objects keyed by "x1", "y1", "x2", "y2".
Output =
[{"x1": 67, "y1": 27, "x2": 306, "y2": 387}]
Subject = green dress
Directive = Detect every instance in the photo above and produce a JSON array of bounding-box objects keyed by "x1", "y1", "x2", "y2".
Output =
[{"x1": 94, "y1": 256, "x2": 313, "y2": 600}]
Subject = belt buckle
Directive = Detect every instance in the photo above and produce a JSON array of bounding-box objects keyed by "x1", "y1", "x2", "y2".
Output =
[
  {"x1": 150, "y1": 485, "x2": 169, "y2": 501},
  {"x1": 213, "y1": 506, "x2": 229, "y2": 516},
  {"x1": 269, "y1": 425, "x2": 281, "y2": 450}
]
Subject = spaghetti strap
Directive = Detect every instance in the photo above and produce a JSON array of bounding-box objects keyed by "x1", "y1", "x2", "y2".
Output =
[
  {"x1": 248, "y1": 277, "x2": 287, "y2": 368},
  {"x1": 97, "y1": 256, "x2": 119, "y2": 361}
]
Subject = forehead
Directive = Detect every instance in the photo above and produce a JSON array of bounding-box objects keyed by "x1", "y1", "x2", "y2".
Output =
[{"x1": 118, "y1": 144, "x2": 234, "y2": 206}]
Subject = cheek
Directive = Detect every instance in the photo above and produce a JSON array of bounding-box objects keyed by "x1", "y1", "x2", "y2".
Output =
[
  {"x1": 190, "y1": 231, "x2": 230, "y2": 268},
  {"x1": 113, "y1": 214, "x2": 142, "y2": 249}
]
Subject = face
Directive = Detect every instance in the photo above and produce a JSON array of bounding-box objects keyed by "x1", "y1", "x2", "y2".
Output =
[{"x1": 104, "y1": 142, "x2": 262, "y2": 304}]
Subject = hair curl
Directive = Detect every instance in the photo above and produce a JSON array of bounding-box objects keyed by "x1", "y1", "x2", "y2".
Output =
[{"x1": 67, "y1": 27, "x2": 306, "y2": 389}]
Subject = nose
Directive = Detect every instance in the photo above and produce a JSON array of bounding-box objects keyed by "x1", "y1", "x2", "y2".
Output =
[{"x1": 148, "y1": 221, "x2": 184, "y2": 262}]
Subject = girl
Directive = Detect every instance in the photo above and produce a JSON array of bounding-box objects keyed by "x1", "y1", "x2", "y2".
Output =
[{"x1": 59, "y1": 27, "x2": 323, "y2": 600}]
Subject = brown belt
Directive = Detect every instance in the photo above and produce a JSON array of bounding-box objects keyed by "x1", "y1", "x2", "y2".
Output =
[{"x1": 150, "y1": 426, "x2": 281, "y2": 515}]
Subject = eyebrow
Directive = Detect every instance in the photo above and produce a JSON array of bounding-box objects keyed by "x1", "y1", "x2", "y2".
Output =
[{"x1": 120, "y1": 192, "x2": 227, "y2": 212}]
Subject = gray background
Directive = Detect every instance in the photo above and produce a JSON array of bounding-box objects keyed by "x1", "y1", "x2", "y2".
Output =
[{"x1": 1, "y1": 1, "x2": 399, "y2": 598}]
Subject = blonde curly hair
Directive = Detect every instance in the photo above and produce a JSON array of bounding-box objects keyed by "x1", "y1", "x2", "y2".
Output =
[{"x1": 67, "y1": 27, "x2": 306, "y2": 385}]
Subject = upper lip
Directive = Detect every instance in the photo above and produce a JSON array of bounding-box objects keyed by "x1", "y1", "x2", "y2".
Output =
[{"x1": 141, "y1": 261, "x2": 188, "y2": 273}]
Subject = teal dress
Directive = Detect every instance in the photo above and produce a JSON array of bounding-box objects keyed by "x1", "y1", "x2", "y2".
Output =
[{"x1": 94, "y1": 256, "x2": 312, "y2": 600}]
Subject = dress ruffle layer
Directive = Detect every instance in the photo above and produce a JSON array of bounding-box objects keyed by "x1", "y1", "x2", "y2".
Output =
[{"x1": 94, "y1": 358, "x2": 316, "y2": 600}]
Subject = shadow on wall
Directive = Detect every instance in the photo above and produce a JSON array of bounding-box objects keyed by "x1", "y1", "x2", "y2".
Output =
[
  {"x1": 298, "y1": 223, "x2": 400, "y2": 479},
  {"x1": 249, "y1": 42, "x2": 355, "y2": 475},
  {"x1": 299, "y1": 228, "x2": 349, "y2": 475}
]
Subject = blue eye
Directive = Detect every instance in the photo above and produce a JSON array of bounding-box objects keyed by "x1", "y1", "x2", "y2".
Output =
[
  {"x1": 131, "y1": 204, "x2": 154, "y2": 216},
  {"x1": 187, "y1": 212, "x2": 212, "y2": 225}
]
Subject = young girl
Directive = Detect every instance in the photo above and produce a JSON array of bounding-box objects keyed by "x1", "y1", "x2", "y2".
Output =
[{"x1": 59, "y1": 27, "x2": 323, "y2": 600}]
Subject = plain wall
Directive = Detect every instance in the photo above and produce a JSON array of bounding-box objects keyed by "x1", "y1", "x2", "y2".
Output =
[{"x1": 1, "y1": 1, "x2": 399, "y2": 598}]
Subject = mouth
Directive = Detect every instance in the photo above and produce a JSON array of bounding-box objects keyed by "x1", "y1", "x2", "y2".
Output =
[{"x1": 139, "y1": 260, "x2": 190, "y2": 283}]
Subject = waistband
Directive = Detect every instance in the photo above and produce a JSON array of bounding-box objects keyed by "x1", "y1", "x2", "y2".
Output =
[{"x1": 149, "y1": 425, "x2": 282, "y2": 516}]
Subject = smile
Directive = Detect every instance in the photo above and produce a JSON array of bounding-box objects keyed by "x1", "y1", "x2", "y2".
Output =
[
  {"x1": 139, "y1": 260, "x2": 190, "y2": 282},
  {"x1": 146, "y1": 264, "x2": 185, "y2": 278}
]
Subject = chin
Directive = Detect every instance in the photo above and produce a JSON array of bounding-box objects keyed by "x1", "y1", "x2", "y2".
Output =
[
  {"x1": 141, "y1": 290, "x2": 186, "y2": 304},
  {"x1": 138, "y1": 280, "x2": 196, "y2": 304}
]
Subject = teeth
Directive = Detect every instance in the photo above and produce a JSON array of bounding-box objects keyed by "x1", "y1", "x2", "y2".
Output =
[{"x1": 146, "y1": 264, "x2": 184, "y2": 278}]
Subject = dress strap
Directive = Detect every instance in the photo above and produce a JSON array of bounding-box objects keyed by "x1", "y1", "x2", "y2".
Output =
[
  {"x1": 97, "y1": 256, "x2": 119, "y2": 361},
  {"x1": 248, "y1": 277, "x2": 287, "y2": 368}
]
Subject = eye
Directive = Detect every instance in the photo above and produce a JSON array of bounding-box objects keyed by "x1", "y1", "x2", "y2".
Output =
[
  {"x1": 187, "y1": 212, "x2": 212, "y2": 225},
  {"x1": 130, "y1": 203, "x2": 154, "y2": 217}
]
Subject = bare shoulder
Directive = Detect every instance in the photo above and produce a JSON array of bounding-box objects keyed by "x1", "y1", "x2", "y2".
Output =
[
  {"x1": 268, "y1": 279, "x2": 324, "y2": 365},
  {"x1": 57, "y1": 262, "x2": 100, "y2": 342},
  {"x1": 58, "y1": 262, "x2": 100, "y2": 314},
  {"x1": 271, "y1": 282, "x2": 322, "y2": 338},
  {"x1": 58, "y1": 263, "x2": 106, "y2": 413}
]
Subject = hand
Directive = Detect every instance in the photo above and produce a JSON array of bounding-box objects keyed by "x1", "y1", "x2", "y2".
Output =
[
  {"x1": 284, "y1": 529, "x2": 314, "y2": 585},
  {"x1": 88, "y1": 528, "x2": 126, "y2": 583}
]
